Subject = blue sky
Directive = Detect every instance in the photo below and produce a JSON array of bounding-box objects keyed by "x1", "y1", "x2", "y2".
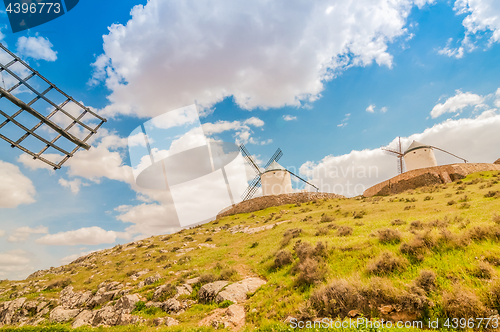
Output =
[{"x1": 1, "y1": 0, "x2": 500, "y2": 279}]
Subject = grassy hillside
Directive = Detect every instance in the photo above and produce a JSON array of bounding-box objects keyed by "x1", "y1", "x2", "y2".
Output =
[{"x1": 2, "y1": 171, "x2": 500, "y2": 331}]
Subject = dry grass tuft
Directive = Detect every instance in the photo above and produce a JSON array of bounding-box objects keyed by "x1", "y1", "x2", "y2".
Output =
[
  {"x1": 274, "y1": 250, "x2": 293, "y2": 269},
  {"x1": 336, "y1": 226, "x2": 353, "y2": 237},
  {"x1": 471, "y1": 261, "x2": 495, "y2": 279},
  {"x1": 377, "y1": 229, "x2": 402, "y2": 244},
  {"x1": 442, "y1": 285, "x2": 486, "y2": 319},
  {"x1": 414, "y1": 269, "x2": 436, "y2": 293},
  {"x1": 281, "y1": 228, "x2": 302, "y2": 247},
  {"x1": 366, "y1": 251, "x2": 407, "y2": 275},
  {"x1": 391, "y1": 219, "x2": 406, "y2": 226}
]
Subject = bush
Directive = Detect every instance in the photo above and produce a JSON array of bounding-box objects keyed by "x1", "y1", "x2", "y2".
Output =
[
  {"x1": 219, "y1": 268, "x2": 239, "y2": 281},
  {"x1": 485, "y1": 191, "x2": 500, "y2": 198},
  {"x1": 320, "y1": 214, "x2": 334, "y2": 223},
  {"x1": 353, "y1": 210, "x2": 366, "y2": 219},
  {"x1": 400, "y1": 232, "x2": 434, "y2": 261},
  {"x1": 198, "y1": 273, "x2": 216, "y2": 285},
  {"x1": 250, "y1": 242, "x2": 259, "y2": 248},
  {"x1": 154, "y1": 284, "x2": 176, "y2": 301},
  {"x1": 493, "y1": 214, "x2": 500, "y2": 224},
  {"x1": 424, "y1": 195, "x2": 434, "y2": 201},
  {"x1": 441, "y1": 285, "x2": 486, "y2": 319},
  {"x1": 414, "y1": 270, "x2": 436, "y2": 293},
  {"x1": 377, "y1": 229, "x2": 402, "y2": 244},
  {"x1": 205, "y1": 237, "x2": 213, "y2": 242},
  {"x1": 366, "y1": 251, "x2": 407, "y2": 275},
  {"x1": 447, "y1": 200, "x2": 456, "y2": 206},
  {"x1": 309, "y1": 279, "x2": 365, "y2": 318},
  {"x1": 295, "y1": 258, "x2": 326, "y2": 286},
  {"x1": 391, "y1": 219, "x2": 406, "y2": 226},
  {"x1": 315, "y1": 227, "x2": 329, "y2": 236},
  {"x1": 281, "y1": 228, "x2": 302, "y2": 247},
  {"x1": 409, "y1": 220, "x2": 423, "y2": 230},
  {"x1": 46, "y1": 278, "x2": 72, "y2": 290},
  {"x1": 274, "y1": 250, "x2": 293, "y2": 269},
  {"x1": 336, "y1": 226, "x2": 353, "y2": 237},
  {"x1": 471, "y1": 261, "x2": 495, "y2": 279},
  {"x1": 484, "y1": 253, "x2": 500, "y2": 266}
]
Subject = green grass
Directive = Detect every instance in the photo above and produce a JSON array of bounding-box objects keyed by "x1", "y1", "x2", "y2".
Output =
[{"x1": 2, "y1": 171, "x2": 500, "y2": 331}]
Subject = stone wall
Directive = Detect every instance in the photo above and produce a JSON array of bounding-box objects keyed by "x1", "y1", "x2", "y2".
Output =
[
  {"x1": 216, "y1": 192, "x2": 344, "y2": 219},
  {"x1": 363, "y1": 163, "x2": 500, "y2": 197}
]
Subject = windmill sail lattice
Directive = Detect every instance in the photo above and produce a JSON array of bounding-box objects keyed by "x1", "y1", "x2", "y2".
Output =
[
  {"x1": 381, "y1": 137, "x2": 405, "y2": 174},
  {"x1": 0, "y1": 43, "x2": 106, "y2": 169}
]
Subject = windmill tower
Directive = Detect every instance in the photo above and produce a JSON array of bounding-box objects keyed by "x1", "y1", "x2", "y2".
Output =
[
  {"x1": 403, "y1": 141, "x2": 438, "y2": 171},
  {"x1": 381, "y1": 137, "x2": 405, "y2": 174},
  {"x1": 239, "y1": 144, "x2": 318, "y2": 201},
  {"x1": 382, "y1": 137, "x2": 468, "y2": 173}
]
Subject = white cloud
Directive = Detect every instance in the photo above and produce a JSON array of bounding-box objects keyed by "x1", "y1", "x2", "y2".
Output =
[
  {"x1": 36, "y1": 226, "x2": 128, "y2": 246},
  {"x1": 0, "y1": 250, "x2": 34, "y2": 280},
  {"x1": 92, "y1": 0, "x2": 427, "y2": 118},
  {"x1": 7, "y1": 226, "x2": 48, "y2": 243},
  {"x1": 0, "y1": 229, "x2": 5, "y2": 237},
  {"x1": 496, "y1": 88, "x2": 500, "y2": 107},
  {"x1": 454, "y1": 0, "x2": 500, "y2": 44},
  {"x1": 381, "y1": 107, "x2": 388, "y2": 113},
  {"x1": 366, "y1": 104, "x2": 376, "y2": 113},
  {"x1": 438, "y1": 38, "x2": 465, "y2": 59},
  {"x1": 301, "y1": 108, "x2": 500, "y2": 197},
  {"x1": 16, "y1": 36, "x2": 57, "y2": 61},
  {"x1": 58, "y1": 178, "x2": 87, "y2": 194},
  {"x1": 202, "y1": 117, "x2": 267, "y2": 144},
  {"x1": 0, "y1": 160, "x2": 36, "y2": 208},
  {"x1": 337, "y1": 113, "x2": 350, "y2": 127},
  {"x1": 430, "y1": 90, "x2": 485, "y2": 118},
  {"x1": 283, "y1": 115, "x2": 297, "y2": 121},
  {"x1": 116, "y1": 203, "x2": 182, "y2": 236}
]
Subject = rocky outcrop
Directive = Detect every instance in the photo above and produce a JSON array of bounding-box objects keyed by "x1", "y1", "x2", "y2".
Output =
[
  {"x1": 49, "y1": 306, "x2": 80, "y2": 323},
  {"x1": 216, "y1": 192, "x2": 344, "y2": 219},
  {"x1": 215, "y1": 278, "x2": 266, "y2": 303},
  {"x1": 198, "y1": 281, "x2": 229, "y2": 303}
]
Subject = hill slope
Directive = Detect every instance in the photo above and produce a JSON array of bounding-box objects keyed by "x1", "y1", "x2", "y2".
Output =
[{"x1": 1, "y1": 171, "x2": 500, "y2": 331}]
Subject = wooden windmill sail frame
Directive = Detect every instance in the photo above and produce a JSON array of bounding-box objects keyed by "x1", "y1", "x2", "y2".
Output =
[{"x1": 0, "y1": 43, "x2": 106, "y2": 169}]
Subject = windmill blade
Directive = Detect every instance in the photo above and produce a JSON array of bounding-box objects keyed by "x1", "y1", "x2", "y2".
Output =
[
  {"x1": 240, "y1": 144, "x2": 261, "y2": 175},
  {"x1": 264, "y1": 148, "x2": 283, "y2": 169},
  {"x1": 241, "y1": 175, "x2": 261, "y2": 201},
  {"x1": 381, "y1": 147, "x2": 403, "y2": 157},
  {"x1": 288, "y1": 170, "x2": 319, "y2": 192}
]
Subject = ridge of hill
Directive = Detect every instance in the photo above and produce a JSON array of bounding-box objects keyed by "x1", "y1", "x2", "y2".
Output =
[{"x1": 1, "y1": 171, "x2": 500, "y2": 331}]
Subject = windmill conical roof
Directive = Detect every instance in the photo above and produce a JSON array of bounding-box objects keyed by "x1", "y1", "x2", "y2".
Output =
[
  {"x1": 264, "y1": 160, "x2": 287, "y2": 172},
  {"x1": 404, "y1": 140, "x2": 433, "y2": 155}
]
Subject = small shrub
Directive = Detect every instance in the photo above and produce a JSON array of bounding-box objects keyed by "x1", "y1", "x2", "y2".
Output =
[
  {"x1": 295, "y1": 258, "x2": 326, "y2": 286},
  {"x1": 205, "y1": 237, "x2": 213, "y2": 242},
  {"x1": 220, "y1": 268, "x2": 239, "y2": 281},
  {"x1": 493, "y1": 214, "x2": 500, "y2": 224},
  {"x1": 282, "y1": 228, "x2": 302, "y2": 247},
  {"x1": 154, "y1": 284, "x2": 176, "y2": 302},
  {"x1": 441, "y1": 285, "x2": 486, "y2": 319},
  {"x1": 484, "y1": 253, "x2": 500, "y2": 266},
  {"x1": 315, "y1": 227, "x2": 329, "y2": 236},
  {"x1": 485, "y1": 191, "x2": 500, "y2": 198},
  {"x1": 309, "y1": 279, "x2": 364, "y2": 318},
  {"x1": 198, "y1": 273, "x2": 216, "y2": 285},
  {"x1": 132, "y1": 301, "x2": 146, "y2": 314},
  {"x1": 178, "y1": 256, "x2": 191, "y2": 265},
  {"x1": 336, "y1": 226, "x2": 353, "y2": 237},
  {"x1": 377, "y1": 229, "x2": 402, "y2": 244},
  {"x1": 459, "y1": 202, "x2": 470, "y2": 209},
  {"x1": 274, "y1": 250, "x2": 293, "y2": 269},
  {"x1": 400, "y1": 232, "x2": 434, "y2": 261},
  {"x1": 423, "y1": 195, "x2": 434, "y2": 201},
  {"x1": 155, "y1": 255, "x2": 167, "y2": 263},
  {"x1": 409, "y1": 220, "x2": 423, "y2": 230},
  {"x1": 320, "y1": 214, "x2": 334, "y2": 223},
  {"x1": 447, "y1": 200, "x2": 456, "y2": 206},
  {"x1": 250, "y1": 242, "x2": 259, "y2": 248},
  {"x1": 353, "y1": 210, "x2": 366, "y2": 219},
  {"x1": 391, "y1": 219, "x2": 406, "y2": 226},
  {"x1": 471, "y1": 261, "x2": 495, "y2": 279},
  {"x1": 46, "y1": 278, "x2": 72, "y2": 290},
  {"x1": 366, "y1": 251, "x2": 407, "y2": 275},
  {"x1": 313, "y1": 241, "x2": 328, "y2": 258},
  {"x1": 414, "y1": 270, "x2": 436, "y2": 293}
]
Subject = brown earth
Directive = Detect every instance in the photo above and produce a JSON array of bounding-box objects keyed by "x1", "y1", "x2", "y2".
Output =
[
  {"x1": 216, "y1": 192, "x2": 344, "y2": 219},
  {"x1": 363, "y1": 163, "x2": 500, "y2": 197},
  {"x1": 495, "y1": 158, "x2": 500, "y2": 165}
]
